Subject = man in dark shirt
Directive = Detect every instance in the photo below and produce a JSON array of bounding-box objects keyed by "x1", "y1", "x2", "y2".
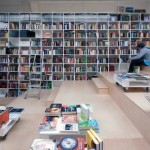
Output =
[{"x1": 128, "y1": 42, "x2": 150, "y2": 73}]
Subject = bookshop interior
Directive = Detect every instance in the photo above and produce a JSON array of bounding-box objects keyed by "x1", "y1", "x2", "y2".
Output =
[{"x1": 0, "y1": 0, "x2": 150, "y2": 150}]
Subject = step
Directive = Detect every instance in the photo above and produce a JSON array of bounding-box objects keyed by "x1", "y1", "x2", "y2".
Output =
[
  {"x1": 99, "y1": 72, "x2": 150, "y2": 144},
  {"x1": 92, "y1": 78, "x2": 109, "y2": 94},
  {"x1": 46, "y1": 87, "x2": 60, "y2": 107}
]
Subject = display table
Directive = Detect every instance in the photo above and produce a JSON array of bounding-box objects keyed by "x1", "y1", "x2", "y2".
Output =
[
  {"x1": 114, "y1": 73, "x2": 150, "y2": 92},
  {"x1": 38, "y1": 103, "x2": 98, "y2": 139},
  {"x1": 38, "y1": 117, "x2": 82, "y2": 139},
  {"x1": 0, "y1": 108, "x2": 24, "y2": 140}
]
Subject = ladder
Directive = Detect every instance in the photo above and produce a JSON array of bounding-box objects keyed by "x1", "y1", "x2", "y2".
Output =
[{"x1": 25, "y1": 52, "x2": 44, "y2": 99}]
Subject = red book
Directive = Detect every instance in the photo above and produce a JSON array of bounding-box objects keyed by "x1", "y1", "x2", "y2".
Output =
[{"x1": 61, "y1": 115, "x2": 77, "y2": 123}]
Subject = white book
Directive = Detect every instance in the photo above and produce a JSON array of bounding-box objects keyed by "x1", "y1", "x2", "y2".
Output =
[
  {"x1": 30, "y1": 139, "x2": 56, "y2": 150},
  {"x1": 81, "y1": 104, "x2": 90, "y2": 120}
]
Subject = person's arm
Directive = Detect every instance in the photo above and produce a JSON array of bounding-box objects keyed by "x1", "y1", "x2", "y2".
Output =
[{"x1": 130, "y1": 48, "x2": 147, "y2": 60}]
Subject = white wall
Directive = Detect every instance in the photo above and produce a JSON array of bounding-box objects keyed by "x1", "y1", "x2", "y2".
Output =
[
  {"x1": 0, "y1": 0, "x2": 30, "y2": 12},
  {"x1": 0, "y1": 0, "x2": 149, "y2": 12},
  {"x1": 31, "y1": 1, "x2": 150, "y2": 13}
]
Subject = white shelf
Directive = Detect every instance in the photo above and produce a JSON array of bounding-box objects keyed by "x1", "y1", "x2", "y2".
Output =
[
  {"x1": 0, "y1": 13, "x2": 150, "y2": 96},
  {"x1": 0, "y1": 114, "x2": 20, "y2": 138}
]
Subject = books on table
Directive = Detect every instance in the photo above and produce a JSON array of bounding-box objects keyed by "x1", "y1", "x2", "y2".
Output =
[
  {"x1": 41, "y1": 103, "x2": 99, "y2": 135},
  {"x1": 86, "y1": 129, "x2": 103, "y2": 150},
  {"x1": 39, "y1": 115, "x2": 79, "y2": 133},
  {"x1": 45, "y1": 103, "x2": 77, "y2": 115},
  {"x1": 90, "y1": 129, "x2": 103, "y2": 150},
  {"x1": 59, "y1": 123, "x2": 79, "y2": 133},
  {"x1": 30, "y1": 139, "x2": 57, "y2": 150},
  {"x1": 80, "y1": 104, "x2": 90, "y2": 120},
  {"x1": 39, "y1": 122, "x2": 57, "y2": 131},
  {"x1": 61, "y1": 104, "x2": 77, "y2": 115},
  {"x1": 61, "y1": 115, "x2": 77, "y2": 123},
  {"x1": 79, "y1": 119, "x2": 99, "y2": 134},
  {"x1": 58, "y1": 137, "x2": 85, "y2": 150},
  {"x1": 76, "y1": 104, "x2": 93, "y2": 115},
  {"x1": 39, "y1": 116, "x2": 59, "y2": 131},
  {"x1": 30, "y1": 137, "x2": 85, "y2": 150},
  {"x1": 45, "y1": 103, "x2": 62, "y2": 116},
  {"x1": 79, "y1": 119, "x2": 99, "y2": 129},
  {"x1": 59, "y1": 115, "x2": 79, "y2": 133}
]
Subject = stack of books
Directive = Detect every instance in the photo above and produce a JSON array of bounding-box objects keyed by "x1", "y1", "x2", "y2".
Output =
[
  {"x1": 45, "y1": 103, "x2": 62, "y2": 116},
  {"x1": 45, "y1": 103, "x2": 77, "y2": 116},
  {"x1": 61, "y1": 104, "x2": 77, "y2": 115},
  {"x1": 79, "y1": 119, "x2": 99, "y2": 134},
  {"x1": 77, "y1": 104, "x2": 99, "y2": 134},
  {"x1": 42, "y1": 103, "x2": 99, "y2": 134},
  {"x1": 87, "y1": 129, "x2": 103, "y2": 150}
]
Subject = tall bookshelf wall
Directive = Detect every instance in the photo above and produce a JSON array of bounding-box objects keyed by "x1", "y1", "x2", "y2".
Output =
[{"x1": 0, "y1": 12, "x2": 150, "y2": 97}]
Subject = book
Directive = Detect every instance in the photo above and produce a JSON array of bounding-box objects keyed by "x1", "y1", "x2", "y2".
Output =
[
  {"x1": 79, "y1": 119, "x2": 99, "y2": 130},
  {"x1": 43, "y1": 116, "x2": 59, "y2": 123},
  {"x1": 6, "y1": 106, "x2": 13, "y2": 111},
  {"x1": 90, "y1": 129, "x2": 103, "y2": 150},
  {"x1": 10, "y1": 108, "x2": 24, "y2": 113},
  {"x1": 39, "y1": 122, "x2": 57, "y2": 131},
  {"x1": 40, "y1": 116, "x2": 59, "y2": 131},
  {"x1": 86, "y1": 130, "x2": 100, "y2": 150},
  {"x1": 58, "y1": 137, "x2": 85, "y2": 150},
  {"x1": 61, "y1": 115, "x2": 77, "y2": 123},
  {"x1": 80, "y1": 128, "x2": 99, "y2": 134},
  {"x1": 59, "y1": 123, "x2": 79, "y2": 133},
  {"x1": 61, "y1": 104, "x2": 77, "y2": 115},
  {"x1": 76, "y1": 104, "x2": 93, "y2": 115},
  {"x1": 80, "y1": 104, "x2": 90, "y2": 120},
  {"x1": 77, "y1": 114, "x2": 89, "y2": 125},
  {"x1": 45, "y1": 103, "x2": 62, "y2": 115},
  {"x1": 30, "y1": 139, "x2": 56, "y2": 150}
]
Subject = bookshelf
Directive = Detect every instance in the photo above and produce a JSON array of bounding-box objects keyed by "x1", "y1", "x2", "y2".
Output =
[{"x1": 0, "y1": 12, "x2": 150, "y2": 97}]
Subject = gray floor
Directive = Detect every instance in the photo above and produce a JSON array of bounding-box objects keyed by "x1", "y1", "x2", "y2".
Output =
[{"x1": 0, "y1": 81, "x2": 150, "y2": 150}]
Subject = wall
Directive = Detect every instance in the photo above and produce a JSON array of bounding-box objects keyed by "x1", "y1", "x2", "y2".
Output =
[
  {"x1": 0, "y1": 0, "x2": 31, "y2": 12},
  {"x1": 31, "y1": 1, "x2": 150, "y2": 13},
  {"x1": 0, "y1": 0, "x2": 149, "y2": 12}
]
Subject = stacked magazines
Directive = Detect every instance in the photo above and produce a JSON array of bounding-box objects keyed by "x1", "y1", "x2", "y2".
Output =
[
  {"x1": 45, "y1": 103, "x2": 76, "y2": 116},
  {"x1": 43, "y1": 103, "x2": 99, "y2": 134}
]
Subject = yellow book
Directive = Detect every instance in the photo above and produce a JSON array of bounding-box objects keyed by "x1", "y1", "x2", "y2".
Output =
[
  {"x1": 90, "y1": 129, "x2": 103, "y2": 150},
  {"x1": 86, "y1": 130, "x2": 99, "y2": 150}
]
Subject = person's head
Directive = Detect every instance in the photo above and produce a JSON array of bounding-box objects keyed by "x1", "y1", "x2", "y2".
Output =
[{"x1": 137, "y1": 42, "x2": 145, "y2": 49}]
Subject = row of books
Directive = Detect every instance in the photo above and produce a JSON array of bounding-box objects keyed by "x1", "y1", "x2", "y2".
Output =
[
  {"x1": 45, "y1": 103, "x2": 78, "y2": 116},
  {"x1": 44, "y1": 103, "x2": 99, "y2": 131}
]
